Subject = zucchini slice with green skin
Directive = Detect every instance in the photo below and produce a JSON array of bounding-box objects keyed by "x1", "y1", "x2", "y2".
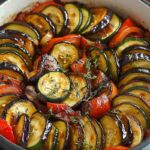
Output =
[
  {"x1": 120, "y1": 80, "x2": 150, "y2": 93},
  {"x1": 89, "y1": 48, "x2": 110, "y2": 74},
  {"x1": 52, "y1": 120, "x2": 70, "y2": 150},
  {"x1": 121, "y1": 53, "x2": 150, "y2": 73},
  {"x1": 14, "y1": 114, "x2": 30, "y2": 148},
  {"x1": 50, "y1": 42, "x2": 79, "y2": 69},
  {"x1": 105, "y1": 49, "x2": 119, "y2": 82},
  {"x1": 127, "y1": 116, "x2": 144, "y2": 147},
  {"x1": 0, "y1": 50, "x2": 30, "y2": 73},
  {"x1": 64, "y1": 3, "x2": 83, "y2": 33},
  {"x1": 82, "y1": 8, "x2": 113, "y2": 35},
  {"x1": 0, "y1": 95, "x2": 18, "y2": 116},
  {"x1": 123, "y1": 87, "x2": 150, "y2": 107},
  {"x1": 91, "y1": 119, "x2": 105, "y2": 150},
  {"x1": 2, "y1": 22, "x2": 41, "y2": 45},
  {"x1": 78, "y1": 7, "x2": 92, "y2": 33},
  {"x1": 70, "y1": 122, "x2": 84, "y2": 150},
  {"x1": 116, "y1": 38, "x2": 149, "y2": 58},
  {"x1": 0, "y1": 62, "x2": 25, "y2": 81},
  {"x1": 25, "y1": 12, "x2": 56, "y2": 37},
  {"x1": 118, "y1": 68, "x2": 150, "y2": 88},
  {"x1": 41, "y1": 5, "x2": 68, "y2": 35},
  {"x1": 100, "y1": 114, "x2": 122, "y2": 148},
  {"x1": 79, "y1": 116, "x2": 97, "y2": 150},
  {"x1": 111, "y1": 94, "x2": 150, "y2": 117},
  {"x1": 37, "y1": 72, "x2": 70, "y2": 102},
  {"x1": 2, "y1": 99, "x2": 37, "y2": 125},
  {"x1": 43, "y1": 125, "x2": 59, "y2": 150},
  {"x1": 88, "y1": 14, "x2": 122, "y2": 43},
  {"x1": 122, "y1": 45, "x2": 150, "y2": 57},
  {"x1": 27, "y1": 112, "x2": 52, "y2": 150},
  {"x1": 113, "y1": 103, "x2": 150, "y2": 129},
  {"x1": 63, "y1": 74, "x2": 89, "y2": 108}
]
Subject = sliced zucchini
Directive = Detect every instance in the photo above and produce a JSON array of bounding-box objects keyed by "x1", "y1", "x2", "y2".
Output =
[
  {"x1": 123, "y1": 87, "x2": 150, "y2": 107},
  {"x1": 100, "y1": 114, "x2": 122, "y2": 148},
  {"x1": 91, "y1": 119, "x2": 105, "y2": 150},
  {"x1": 116, "y1": 38, "x2": 149, "y2": 58},
  {"x1": 50, "y1": 42, "x2": 79, "y2": 69},
  {"x1": 64, "y1": 3, "x2": 83, "y2": 33},
  {"x1": 2, "y1": 22, "x2": 41, "y2": 45},
  {"x1": 121, "y1": 53, "x2": 150, "y2": 73},
  {"x1": 118, "y1": 68, "x2": 150, "y2": 88},
  {"x1": 89, "y1": 48, "x2": 110, "y2": 74},
  {"x1": 78, "y1": 7, "x2": 92, "y2": 33},
  {"x1": 70, "y1": 123, "x2": 84, "y2": 150},
  {"x1": 111, "y1": 94, "x2": 150, "y2": 117},
  {"x1": 88, "y1": 14, "x2": 122, "y2": 42},
  {"x1": 52, "y1": 120, "x2": 70, "y2": 150},
  {"x1": 25, "y1": 12, "x2": 56, "y2": 37},
  {"x1": 0, "y1": 50, "x2": 29, "y2": 74},
  {"x1": 82, "y1": 8, "x2": 112, "y2": 35},
  {"x1": 0, "y1": 95, "x2": 18, "y2": 116},
  {"x1": 37, "y1": 72, "x2": 70, "y2": 102},
  {"x1": 120, "y1": 80, "x2": 150, "y2": 93},
  {"x1": 41, "y1": 5, "x2": 68, "y2": 35},
  {"x1": 127, "y1": 116, "x2": 144, "y2": 147},
  {"x1": 113, "y1": 103, "x2": 150, "y2": 129},
  {"x1": 2, "y1": 99, "x2": 37, "y2": 125},
  {"x1": 122, "y1": 45, "x2": 150, "y2": 57},
  {"x1": 43, "y1": 125, "x2": 59, "y2": 150},
  {"x1": 79, "y1": 116, "x2": 97, "y2": 150},
  {"x1": 105, "y1": 49, "x2": 119, "y2": 82},
  {"x1": 63, "y1": 74, "x2": 88, "y2": 108},
  {"x1": 27, "y1": 112, "x2": 51, "y2": 150},
  {"x1": 14, "y1": 114, "x2": 30, "y2": 148}
]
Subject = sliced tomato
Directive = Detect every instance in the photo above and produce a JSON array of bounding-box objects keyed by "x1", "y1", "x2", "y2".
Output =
[
  {"x1": 83, "y1": 93, "x2": 111, "y2": 119},
  {"x1": 104, "y1": 146, "x2": 129, "y2": 150},
  {"x1": 0, "y1": 118, "x2": 15, "y2": 143}
]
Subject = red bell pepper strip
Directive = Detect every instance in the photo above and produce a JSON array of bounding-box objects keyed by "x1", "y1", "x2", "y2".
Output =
[
  {"x1": 83, "y1": 93, "x2": 111, "y2": 119},
  {"x1": 109, "y1": 18, "x2": 143, "y2": 48},
  {"x1": 0, "y1": 118, "x2": 16, "y2": 143},
  {"x1": 104, "y1": 146, "x2": 129, "y2": 150}
]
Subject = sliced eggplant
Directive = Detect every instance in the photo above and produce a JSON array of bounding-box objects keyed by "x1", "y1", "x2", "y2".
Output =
[
  {"x1": 37, "y1": 72, "x2": 71, "y2": 102},
  {"x1": 2, "y1": 22, "x2": 41, "y2": 45},
  {"x1": 113, "y1": 103, "x2": 150, "y2": 129},
  {"x1": 127, "y1": 116, "x2": 144, "y2": 147},
  {"x1": 121, "y1": 53, "x2": 150, "y2": 73},
  {"x1": 91, "y1": 119, "x2": 105, "y2": 150},
  {"x1": 0, "y1": 50, "x2": 29, "y2": 74},
  {"x1": 120, "y1": 80, "x2": 150, "y2": 93},
  {"x1": 52, "y1": 120, "x2": 70, "y2": 150},
  {"x1": 41, "y1": 5, "x2": 68, "y2": 35},
  {"x1": 79, "y1": 116, "x2": 97, "y2": 150},
  {"x1": 64, "y1": 3, "x2": 83, "y2": 33},
  {"x1": 50, "y1": 42, "x2": 79, "y2": 69},
  {"x1": 14, "y1": 114, "x2": 30, "y2": 148},
  {"x1": 118, "y1": 68, "x2": 150, "y2": 88},
  {"x1": 116, "y1": 38, "x2": 149, "y2": 58},
  {"x1": 88, "y1": 14, "x2": 122, "y2": 42},
  {"x1": 78, "y1": 7, "x2": 92, "y2": 33},
  {"x1": 70, "y1": 122, "x2": 84, "y2": 150},
  {"x1": 27, "y1": 112, "x2": 52, "y2": 150},
  {"x1": 0, "y1": 95, "x2": 18, "y2": 116},
  {"x1": 43, "y1": 125, "x2": 59, "y2": 150},
  {"x1": 63, "y1": 74, "x2": 89, "y2": 108},
  {"x1": 100, "y1": 114, "x2": 122, "y2": 148},
  {"x1": 2, "y1": 99, "x2": 37, "y2": 125},
  {"x1": 0, "y1": 62, "x2": 25, "y2": 81},
  {"x1": 25, "y1": 13, "x2": 56, "y2": 37},
  {"x1": 82, "y1": 8, "x2": 112, "y2": 35},
  {"x1": 111, "y1": 94, "x2": 150, "y2": 117}
]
